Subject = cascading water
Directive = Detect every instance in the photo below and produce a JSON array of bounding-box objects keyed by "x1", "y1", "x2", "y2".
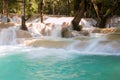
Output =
[
  {"x1": 0, "y1": 27, "x2": 17, "y2": 45},
  {"x1": 28, "y1": 23, "x2": 62, "y2": 37},
  {"x1": 84, "y1": 37, "x2": 103, "y2": 52},
  {"x1": 0, "y1": 16, "x2": 120, "y2": 80},
  {"x1": 0, "y1": 15, "x2": 7, "y2": 23},
  {"x1": 49, "y1": 24, "x2": 62, "y2": 37},
  {"x1": 10, "y1": 16, "x2": 21, "y2": 23}
]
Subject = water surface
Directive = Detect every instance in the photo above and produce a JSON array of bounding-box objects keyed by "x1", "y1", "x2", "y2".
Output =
[{"x1": 0, "y1": 46, "x2": 120, "y2": 80}]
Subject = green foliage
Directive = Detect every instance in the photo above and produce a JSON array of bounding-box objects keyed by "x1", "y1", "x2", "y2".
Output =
[
  {"x1": 0, "y1": 0, "x2": 119, "y2": 17},
  {"x1": 8, "y1": 0, "x2": 20, "y2": 13},
  {"x1": 74, "y1": 0, "x2": 81, "y2": 12},
  {"x1": 25, "y1": 0, "x2": 37, "y2": 18}
]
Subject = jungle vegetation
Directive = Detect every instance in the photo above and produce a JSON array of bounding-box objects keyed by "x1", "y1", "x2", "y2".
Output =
[{"x1": 0, "y1": 0, "x2": 120, "y2": 31}]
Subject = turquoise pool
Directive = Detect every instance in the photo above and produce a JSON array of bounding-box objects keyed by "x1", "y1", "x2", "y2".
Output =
[{"x1": 0, "y1": 46, "x2": 120, "y2": 80}]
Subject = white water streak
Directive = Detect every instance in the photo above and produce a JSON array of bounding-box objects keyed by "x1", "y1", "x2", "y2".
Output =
[{"x1": 0, "y1": 28, "x2": 17, "y2": 45}]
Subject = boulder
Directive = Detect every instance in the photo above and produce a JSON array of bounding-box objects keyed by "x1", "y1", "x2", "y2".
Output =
[
  {"x1": 61, "y1": 22, "x2": 73, "y2": 38},
  {"x1": 61, "y1": 27, "x2": 73, "y2": 38}
]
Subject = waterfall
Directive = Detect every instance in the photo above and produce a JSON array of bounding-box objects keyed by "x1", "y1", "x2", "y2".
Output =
[
  {"x1": 79, "y1": 18, "x2": 97, "y2": 28},
  {"x1": 26, "y1": 17, "x2": 97, "y2": 38},
  {"x1": 106, "y1": 16, "x2": 120, "y2": 27},
  {"x1": 85, "y1": 39, "x2": 100, "y2": 52},
  {"x1": 1, "y1": 15, "x2": 7, "y2": 23},
  {"x1": 50, "y1": 24, "x2": 62, "y2": 37},
  {"x1": 10, "y1": 16, "x2": 21, "y2": 23},
  {"x1": 66, "y1": 40, "x2": 80, "y2": 49},
  {"x1": 0, "y1": 28, "x2": 17, "y2": 45},
  {"x1": 28, "y1": 23, "x2": 62, "y2": 37}
]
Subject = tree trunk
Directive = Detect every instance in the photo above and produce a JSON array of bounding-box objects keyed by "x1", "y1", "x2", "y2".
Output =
[
  {"x1": 74, "y1": 0, "x2": 81, "y2": 14},
  {"x1": 52, "y1": 1, "x2": 55, "y2": 15},
  {"x1": 2, "y1": 0, "x2": 5, "y2": 15},
  {"x1": 67, "y1": 0, "x2": 70, "y2": 16},
  {"x1": 40, "y1": 0, "x2": 44, "y2": 23},
  {"x1": 72, "y1": 0, "x2": 86, "y2": 31},
  {"x1": 6, "y1": 0, "x2": 9, "y2": 22},
  {"x1": 97, "y1": 17, "x2": 107, "y2": 28},
  {"x1": 1, "y1": 0, "x2": 9, "y2": 22},
  {"x1": 91, "y1": 0, "x2": 101, "y2": 21},
  {"x1": 21, "y1": 0, "x2": 27, "y2": 31},
  {"x1": 91, "y1": 0, "x2": 119, "y2": 28},
  {"x1": 37, "y1": 0, "x2": 40, "y2": 14},
  {"x1": 57, "y1": 0, "x2": 61, "y2": 15}
]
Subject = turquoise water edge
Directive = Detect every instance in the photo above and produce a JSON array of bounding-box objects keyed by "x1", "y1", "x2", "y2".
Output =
[{"x1": 0, "y1": 47, "x2": 120, "y2": 80}]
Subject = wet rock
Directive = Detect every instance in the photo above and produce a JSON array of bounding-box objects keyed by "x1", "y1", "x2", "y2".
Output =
[
  {"x1": 92, "y1": 28, "x2": 101, "y2": 33},
  {"x1": 92, "y1": 28, "x2": 120, "y2": 34},
  {"x1": 106, "y1": 34, "x2": 120, "y2": 41},
  {"x1": 16, "y1": 30, "x2": 32, "y2": 38},
  {"x1": 0, "y1": 22, "x2": 16, "y2": 28},
  {"x1": 101, "y1": 28, "x2": 120, "y2": 33},
  {"x1": 79, "y1": 30, "x2": 89, "y2": 36},
  {"x1": 61, "y1": 27, "x2": 73, "y2": 38},
  {"x1": 71, "y1": 31, "x2": 80, "y2": 37},
  {"x1": 61, "y1": 29, "x2": 89, "y2": 38},
  {"x1": 61, "y1": 22, "x2": 73, "y2": 38},
  {"x1": 24, "y1": 39, "x2": 72, "y2": 48}
]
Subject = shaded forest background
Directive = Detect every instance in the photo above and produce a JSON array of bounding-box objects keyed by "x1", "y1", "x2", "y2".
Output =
[{"x1": 0, "y1": 0, "x2": 120, "y2": 30}]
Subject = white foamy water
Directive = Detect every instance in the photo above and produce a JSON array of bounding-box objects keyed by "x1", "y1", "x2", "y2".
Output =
[
  {"x1": 10, "y1": 16, "x2": 21, "y2": 23},
  {"x1": 27, "y1": 23, "x2": 62, "y2": 37},
  {"x1": 0, "y1": 27, "x2": 17, "y2": 45},
  {"x1": 0, "y1": 45, "x2": 120, "y2": 60},
  {"x1": 1, "y1": 15, "x2": 7, "y2": 23},
  {"x1": 27, "y1": 17, "x2": 97, "y2": 38},
  {"x1": 0, "y1": 27, "x2": 119, "y2": 55},
  {"x1": 106, "y1": 16, "x2": 120, "y2": 28},
  {"x1": 44, "y1": 17, "x2": 73, "y2": 25},
  {"x1": 0, "y1": 16, "x2": 120, "y2": 56},
  {"x1": 85, "y1": 38, "x2": 103, "y2": 52}
]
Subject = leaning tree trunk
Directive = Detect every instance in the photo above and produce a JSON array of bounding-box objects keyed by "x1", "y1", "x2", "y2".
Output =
[
  {"x1": 21, "y1": 0, "x2": 28, "y2": 30},
  {"x1": 72, "y1": 0, "x2": 86, "y2": 31}
]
